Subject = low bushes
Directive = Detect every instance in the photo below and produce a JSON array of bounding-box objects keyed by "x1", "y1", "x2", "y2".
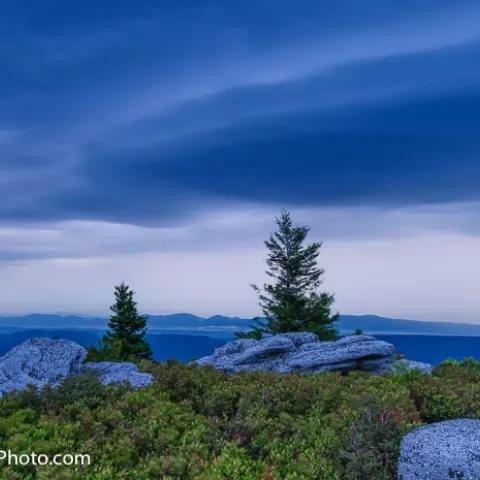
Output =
[{"x1": 0, "y1": 358, "x2": 478, "y2": 479}]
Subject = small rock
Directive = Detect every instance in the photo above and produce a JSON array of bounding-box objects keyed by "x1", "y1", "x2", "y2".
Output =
[
  {"x1": 80, "y1": 361, "x2": 154, "y2": 389},
  {"x1": 391, "y1": 359, "x2": 433, "y2": 375}
]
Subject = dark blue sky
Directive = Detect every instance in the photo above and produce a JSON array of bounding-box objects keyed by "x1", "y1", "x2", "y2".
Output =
[
  {"x1": 1, "y1": 1, "x2": 480, "y2": 320},
  {"x1": 2, "y1": 1, "x2": 480, "y2": 225}
]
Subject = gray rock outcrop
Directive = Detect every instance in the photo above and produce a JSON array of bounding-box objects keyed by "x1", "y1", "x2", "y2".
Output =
[
  {"x1": 193, "y1": 333, "x2": 400, "y2": 374},
  {"x1": 0, "y1": 337, "x2": 154, "y2": 397},
  {"x1": 398, "y1": 419, "x2": 480, "y2": 480}
]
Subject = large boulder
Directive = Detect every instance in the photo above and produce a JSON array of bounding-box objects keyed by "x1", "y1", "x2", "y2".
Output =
[
  {"x1": 0, "y1": 337, "x2": 86, "y2": 396},
  {"x1": 193, "y1": 333, "x2": 399, "y2": 374},
  {"x1": 0, "y1": 337, "x2": 154, "y2": 397},
  {"x1": 398, "y1": 419, "x2": 480, "y2": 480}
]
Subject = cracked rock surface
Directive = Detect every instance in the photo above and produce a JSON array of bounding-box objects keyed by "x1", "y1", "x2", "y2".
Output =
[
  {"x1": 193, "y1": 333, "x2": 399, "y2": 374},
  {"x1": 0, "y1": 337, "x2": 154, "y2": 397},
  {"x1": 398, "y1": 419, "x2": 480, "y2": 480}
]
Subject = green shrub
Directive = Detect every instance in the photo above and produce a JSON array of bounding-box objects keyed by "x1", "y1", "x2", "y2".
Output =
[
  {"x1": 197, "y1": 442, "x2": 268, "y2": 480},
  {"x1": 406, "y1": 361, "x2": 480, "y2": 422},
  {"x1": 2, "y1": 354, "x2": 480, "y2": 479},
  {"x1": 329, "y1": 374, "x2": 423, "y2": 480}
]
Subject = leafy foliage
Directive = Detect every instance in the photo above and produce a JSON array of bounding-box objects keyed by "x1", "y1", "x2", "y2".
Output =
[
  {"x1": 1, "y1": 356, "x2": 479, "y2": 479},
  {"x1": 236, "y1": 209, "x2": 339, "y2": 341}
]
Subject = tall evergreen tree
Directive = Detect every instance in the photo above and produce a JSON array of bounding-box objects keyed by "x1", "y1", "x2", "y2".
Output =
[
  {"x1": 236, "y1": 209, "x2": 339, "y2": 340},
  {"x1": 89, "y1": 282, "x2": 153, "y2": 361}
]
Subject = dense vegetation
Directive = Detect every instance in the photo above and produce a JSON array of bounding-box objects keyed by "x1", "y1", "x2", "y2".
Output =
[{"x1": 1, "y1": 357, "x2": 480, "y2": 479}]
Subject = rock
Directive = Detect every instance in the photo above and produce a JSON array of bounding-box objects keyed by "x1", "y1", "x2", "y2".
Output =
[
  {"x1": 0, "y1": 337, "x2": 154, "y2": 397},
  {"x1": 390, "y1": 359, "x2": 433, "y2": 375},
  {"x1": 193, "y1": 333, "x2": 397, "y2": 375},
  {"x1": 0, "y1": 337, "x2": 87, "y2": 397},
  {"x1": 211, "y1": 338, "x2": 258, "y2": 358},
  {"x1": 234, "y1": 336, "x2": 296, "y2": 365},
  {"x1": 80, "y1": 361, "x2": 155, "y2": 389},
  {"x1": 398, "y1": 419, "x2": 480, "y2": 480}
]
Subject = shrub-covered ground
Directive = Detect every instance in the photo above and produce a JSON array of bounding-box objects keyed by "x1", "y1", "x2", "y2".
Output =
[{"x1": 1, "y1": 357, "x2": 480, "y2": 480}]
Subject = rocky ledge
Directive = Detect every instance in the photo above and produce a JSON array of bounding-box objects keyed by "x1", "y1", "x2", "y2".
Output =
[{"x1": 192, "y1": 332, "x2": 433, "y2": 375}]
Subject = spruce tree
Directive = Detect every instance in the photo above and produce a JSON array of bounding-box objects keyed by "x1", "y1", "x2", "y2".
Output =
[
  {"x1": 91, "y1": 282, "x2": 153, "y2": 361},
  {"x1": 236, "y1": 209, "x2": 339, "y2": 341}
]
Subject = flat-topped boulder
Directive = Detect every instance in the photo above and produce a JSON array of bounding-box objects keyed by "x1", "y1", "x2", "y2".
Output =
[
  {"x1": 0, "y1": 337, "x2": 154, "y2": 397},
  {"x1": 398, "y1": 419, "x2": 480, "y2": 479},
  {"x1": 193, "y1": 333, "x2": 401, "y2": 374}
]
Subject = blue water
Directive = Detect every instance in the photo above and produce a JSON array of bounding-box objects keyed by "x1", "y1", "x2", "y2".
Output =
[{"x1": 374, "y1": 335, "x2": 480, "y2": 366}]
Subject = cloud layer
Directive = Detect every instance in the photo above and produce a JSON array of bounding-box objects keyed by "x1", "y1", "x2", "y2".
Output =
[{"x1": 2, "y1": 1, "x2": 480, "y2": 225}]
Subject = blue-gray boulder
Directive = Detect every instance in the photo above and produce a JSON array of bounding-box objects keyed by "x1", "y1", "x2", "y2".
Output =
[
  {"x1": 0, "y1": 337, "x2": 86, "y2": 396},
  {"x1": 398, "y1": 419, "x2": 480, "y2": 480},
  {"x1": 0, "y1": 337, "x2": 154, "y2": 397},
  {"x1": 192, "y1": 333, "x2": 397, "y2": 374}
]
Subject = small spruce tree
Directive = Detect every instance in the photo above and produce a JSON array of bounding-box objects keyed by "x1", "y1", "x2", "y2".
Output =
[
  {"x1": 87, "y1": 282, "x2": 153, "y2": 362},
  {"x1": 236, "y1": 209, "x2": 339, "y2": 341}
]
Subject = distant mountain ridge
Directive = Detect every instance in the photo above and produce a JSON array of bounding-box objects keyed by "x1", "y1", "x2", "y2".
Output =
[{"x1": 0, "y1": 313, "x2": 479, "y2": 336}]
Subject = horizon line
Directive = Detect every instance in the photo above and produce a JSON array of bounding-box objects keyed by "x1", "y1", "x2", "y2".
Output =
[{"x1": 0, "y1": 312, "x2": 479, "y2": 327}]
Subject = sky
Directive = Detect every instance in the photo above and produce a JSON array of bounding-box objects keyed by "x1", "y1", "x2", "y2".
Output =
[{"x1": 1, "y1": 1, "x2": 480, "y2": 322}]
